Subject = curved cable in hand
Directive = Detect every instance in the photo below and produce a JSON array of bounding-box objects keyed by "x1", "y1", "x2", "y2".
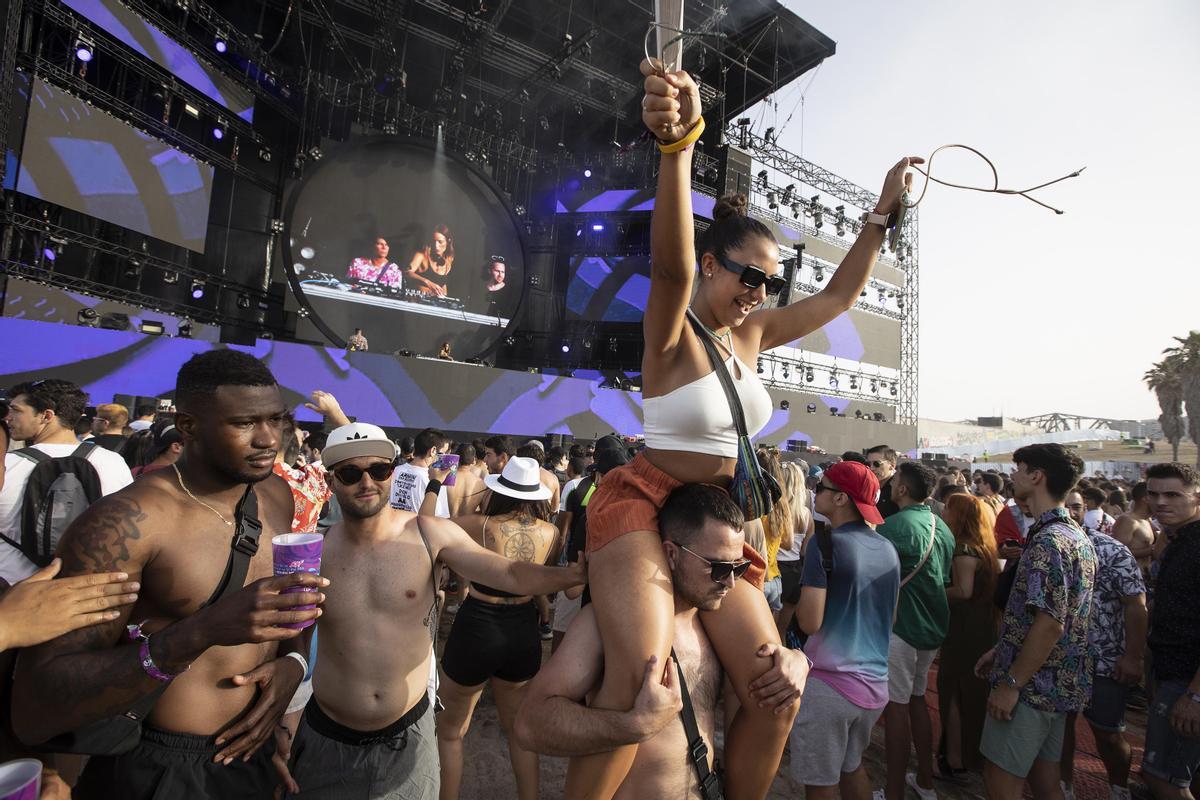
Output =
[{"x1": 904, "y1": 144, "x2": 1085, "y2": 215}]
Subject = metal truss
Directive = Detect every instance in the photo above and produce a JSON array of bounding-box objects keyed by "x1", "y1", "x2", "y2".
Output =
[
  {"x1": 0, "y1": 0, "x2": 23, "y2": 189},
  {"x1": 755, "y1": 352, "x2": 900, "y2": 410},
  {"x1": 1016, "y1": 413, "x2": 1133, "y2": 434},
  {"x1": 1, "y1": 211, "x2": 274, "y2": 302},
  {"x1": 897, "y1": 208, "x2": 918, "y2": 426}
]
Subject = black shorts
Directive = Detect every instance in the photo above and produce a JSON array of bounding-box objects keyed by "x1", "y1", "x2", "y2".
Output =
[
  {"x1": 74, "y1": 724, "x2": 276, "y2": 800},
  {"x1": 779, "y1": 558, "x2": 804, "y2": 605},
  {"x1": 440, "y1": 596, "x2": 541, "y2": 686}
]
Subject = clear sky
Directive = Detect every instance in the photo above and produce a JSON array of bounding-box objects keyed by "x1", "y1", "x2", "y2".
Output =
[{"x1": 752, "y1": 1, "x2": 1200, "y2": 422}]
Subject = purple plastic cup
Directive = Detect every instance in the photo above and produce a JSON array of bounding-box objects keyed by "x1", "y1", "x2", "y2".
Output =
[
  {"x1": 272, "y1": 533, "x2": 324, "y2": 630},
  {"x1": 0, "y1": 759, "x2": 41, "y2": 800},
  {"x1": 434, "y1": 454, "x2": 460, "y2": 487}
]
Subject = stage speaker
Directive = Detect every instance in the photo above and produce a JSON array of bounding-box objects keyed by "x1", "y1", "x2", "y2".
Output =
[{"x1": 718, "y1": 145, "x2": 753, "y2": 198}]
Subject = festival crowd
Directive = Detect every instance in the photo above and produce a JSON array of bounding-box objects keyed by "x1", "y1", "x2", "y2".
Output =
[{"x1": 0, "y1": 57, "x2": 1195, "y2": 800}]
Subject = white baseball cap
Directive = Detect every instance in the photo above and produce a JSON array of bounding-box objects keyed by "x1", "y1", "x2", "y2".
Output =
[{"x1": 322, "y1": 423, "x2": 399, "y2": 467}]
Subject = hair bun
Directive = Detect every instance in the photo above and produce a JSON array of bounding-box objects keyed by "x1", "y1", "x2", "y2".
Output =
[{"x1": 712, "y1": 194, "x2": 749, "y2": 222}]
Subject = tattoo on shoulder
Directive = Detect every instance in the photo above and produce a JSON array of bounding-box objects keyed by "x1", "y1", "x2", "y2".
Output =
[{"x1": 62, "y1": 496, "x2": 147, "y2": 574}]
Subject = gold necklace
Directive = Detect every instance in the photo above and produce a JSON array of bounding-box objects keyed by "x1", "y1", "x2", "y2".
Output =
[{"x1": 173, "y1": 463, "x2": 233, "y2": 526}]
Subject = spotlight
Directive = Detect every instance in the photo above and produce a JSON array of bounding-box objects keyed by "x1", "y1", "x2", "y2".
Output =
[
  {"x1": 75, "y1": 34, "x2": 95, "y2": 63},
  {"x1": 855, "y1": 409, "x2": 863, "y2": 419},
  {"x1": 782, "y1": 184, "x2": 795, "y2": 204},
  {"x1": 782, "y1": 364, "x2": 789, "y2": 380},
  {"x1": 814, "y1": 267, "x2": 825, "y2": 283},
  {"x1": 764, "y1": 127, "x2": 775, "y2": 143},
  {"x1": 829, "y1": 407, "x2": 839, "y2": 417},
  {"x1": 791, "y1": 202, "x2": 801, "y2": 219},
  {"x1": 779, "y1": 400, "x2": 790, "y2": 411},
  {"x1": 870, "y1": 380, "x2": 878, "y2": 393},
  {"x1": 561, "y1": 342, "x2": 570, "y2": 353},
  {"x1": 163, "y1": 271, "x2": 179, "y2": 285},
  {"x1": 258, "y1": 148, "x2": 273, "y2": 163},
  {"x1": 757, "y1": 358, "x2": 764, "y2": 375},
  {"x1": 183, "y1": 103, "x2": 200, "y2": 119},
  {"x1": 213, "y1": 121, "x2": 226, "y2": 140},
  {"x1": 736, "y1": 117, "x2": 751, "y2": 127},
  {"x1": 806, "y1": 403, "x2": 817, "y2": 414},
  {"x1": 850, "y1": 376, "x2": 858, "y2": 390},
  {"x1": 77, "y1": 308, "x2": 99, "y2": 327},
  {"x1": 124, "y1": 259, "x2": 141, "y2": 279},
  {"x1": 538, "y1": 115, "x2": 550, "y2": 131},
  {"x1": 237, "y1": 293, "x2": 251, "y2": 309},
  {"x1": 890, "y1": 384, "x2": 898, "y2": 397},
  {"x1": 42, "y1": 246, "x2": 57, "y2": 263},
  {"x1": 757, "y1": 170, "x2": 768, "y2": 189},
  {"x1": 140, "y1": 320, "x2": 165, "y2": 336},
  {"x1": 805, "y1": 370, "x2": 814, "y2": 383},
  {"x1": 835, "y1": 205, "x2": 846, "y2": 237},
  {"x1": 177, "y1": 319, "x2": 193, "y2": 338},
  {"x1": 591, "y1": 222, "x2": 605, "y2": 232},
  {"x1": 829, "y1": 375, "x2": 839, "y2": 388},
  {"x1": 214, "y1": 34, "x2": 228, "y2": 53},
  {"x1": 190, "y1": 280, "x2": 205, "y2": 299},
  {"x1": 583, "y1": 168, "x2": 592, "y2": 178},
  {"x1": 307, "y1": 146, "x2": 322, "y2": 161},
  {"x1": 767, "y1": 191, "x2": 778, "y2": 209}
]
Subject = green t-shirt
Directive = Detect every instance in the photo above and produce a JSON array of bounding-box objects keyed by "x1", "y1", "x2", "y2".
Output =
[{"x1": 878, "y1": 504, "x2": 956, "y2": 650}]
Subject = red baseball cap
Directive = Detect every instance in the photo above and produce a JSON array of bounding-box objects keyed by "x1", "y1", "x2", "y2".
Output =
[{"x1": 825, "y1": 461, "x2": 884, "y2": 525}]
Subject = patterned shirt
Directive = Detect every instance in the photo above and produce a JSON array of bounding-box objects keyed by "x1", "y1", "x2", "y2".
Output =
[
  {"x1": 346, "y1": 257, "x2": 403, "y2": 288},
  {"x1": 273, "y1": 462, "x2": 332, "y2": 533},
  {"x1": 1083, "y1": 527, "x2": 1145, "y2": 678},
  {"x1": 991, "y1": 507, "x2": 1097, "y2": 713}
]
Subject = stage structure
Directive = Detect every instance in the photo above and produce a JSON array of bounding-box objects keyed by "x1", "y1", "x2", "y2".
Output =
[{"x1": 0, "y1": 0, "x2": 919, "y2": 442}]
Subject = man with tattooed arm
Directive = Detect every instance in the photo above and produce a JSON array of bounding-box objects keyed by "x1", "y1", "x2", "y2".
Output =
[{"x1": 12, "y1": 350, "x2": 327, "y2": 799}]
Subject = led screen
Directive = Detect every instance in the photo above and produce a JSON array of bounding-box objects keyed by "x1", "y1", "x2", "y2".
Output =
[
  {"x1": 565, "y1": 255, "x2": 651, "y2": 322},
  {"x1": 15, "y1": 77, "x2": 215, "y2": 253},
  {"x1": 286, "y1": 139, "x2": 526, "y2": 359},
  {"x1": 62, "y1": 0, "x2": 254, "y2": 122}
]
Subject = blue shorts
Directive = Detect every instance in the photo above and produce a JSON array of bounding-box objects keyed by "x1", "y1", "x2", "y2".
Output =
[{"x1": 1143, "y1": 680, "x2": 1200, "y2": 789}]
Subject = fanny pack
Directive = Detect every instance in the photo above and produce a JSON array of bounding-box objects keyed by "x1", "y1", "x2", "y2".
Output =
[
  {"x1": 687, "y1": 312, "x2": 781, "y2": 520},
  {"x1": 37, "y1": 488, "x2": 261, "y2": 755}
]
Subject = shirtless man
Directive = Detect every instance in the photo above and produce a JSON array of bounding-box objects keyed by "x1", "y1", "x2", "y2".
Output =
[
  {"x1": 445, "y1": 445, "x2": 485, "y2": 517},
  {"x1": 13, "y1": 350, "x2": 326, "y2": 799},
  {"x1": 514, "y1": 484, "x2": 806, "y2": 798},
  {"x1": 1113, "y1": 481, "x2": 1156, "y2": 577},
  {"x1": 279, "y1": 423, "x2": 584, "y2": 798}
]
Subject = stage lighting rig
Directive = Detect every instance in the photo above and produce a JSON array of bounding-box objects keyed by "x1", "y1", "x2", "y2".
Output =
[
  {"x1": 177, "y1": 319, "x2": 193, "y2": 338},
  {"x1": 757, "y1": 170, "x2": 768, "y2": 190},
  {"x1": 75, "y1": 34, "x2": 95, "y2": 63},
  {"x1": 782, "y1": 184, "x2": 795, "y2": 204},
  {"x1": 790, "y1": 202, "x2": 801, "y2": 219},
  {"x1": 77, "y1": 308, "x2": 99, "y2": 327},
  {"x1": 767, "y1": 191, "x2": 778, "y2": 210},
  {"x1": 835, "y1": 205, "x2": 846, "y2": 236},
  {"x1": 190, "y1": 280, "x2": 206, "y2": 300}
]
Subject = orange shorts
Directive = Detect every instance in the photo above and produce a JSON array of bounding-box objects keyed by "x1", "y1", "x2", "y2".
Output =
[{"x1": 586, "y1": 453, "x2": 765, "y2": 589}]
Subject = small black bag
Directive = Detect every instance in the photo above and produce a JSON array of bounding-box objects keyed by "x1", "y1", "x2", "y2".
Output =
[
  {"x1": 686, "y1": 312, "x2": 781, "y2": 519},
  {"x1": 36, "y1": 488, "x2": 262, "y2": 755}
]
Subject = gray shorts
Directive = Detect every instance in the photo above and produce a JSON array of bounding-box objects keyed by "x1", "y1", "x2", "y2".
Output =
[
  {"x1": 788, "y1": 676, "x2": 885, "y2": 786},
  {"x1": 1083, "y1": 674, "x2": 1129, "y2": 733},
  {"x1": 979, "y1": 699, "x2": 1067, "y2": 778},
  {"x1": 1143, "y1": 679, "x2": 1200, "y2": 789},
  {"x1": 288, "y1": 694, "x2": 439, "y2": 799}
]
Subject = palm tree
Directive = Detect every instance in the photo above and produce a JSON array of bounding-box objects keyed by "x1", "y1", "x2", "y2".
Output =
[
  {"x1": 1164, "y1": 331, "x2": 1200, "y2": 466},
  {"x1": 1145, "y1": 358, "x2": 1185, "y2": 462}
]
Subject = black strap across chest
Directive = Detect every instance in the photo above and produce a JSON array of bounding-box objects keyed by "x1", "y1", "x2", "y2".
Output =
[{"x1": 671, "y1": 648, "x2": 724, "y2": 800}]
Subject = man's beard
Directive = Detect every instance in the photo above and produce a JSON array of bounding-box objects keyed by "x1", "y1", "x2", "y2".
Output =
[{"x1": 340, "y1": 492, "x2": 391, "y2": 519}]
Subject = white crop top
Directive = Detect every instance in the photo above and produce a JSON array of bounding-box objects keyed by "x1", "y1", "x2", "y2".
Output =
[{"x1": 642, "y1": 354, "x2": 774, "y2": 458}]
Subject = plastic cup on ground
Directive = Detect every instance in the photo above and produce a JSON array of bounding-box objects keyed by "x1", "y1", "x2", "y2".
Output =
[
  {"x1": 272, "y1": 533, "x2": 324, "y2": 630},
  {"x1": 0, "y1": 759, "x2": 41, "y2": 800},
  {"x1": 434, "y1": 454, "x2": 460, "y2": 486}
]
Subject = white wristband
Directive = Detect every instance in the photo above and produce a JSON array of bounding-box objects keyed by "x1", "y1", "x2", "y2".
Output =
[{"x1": 284, "y1": 650, "x2": 309, "y2": 677}]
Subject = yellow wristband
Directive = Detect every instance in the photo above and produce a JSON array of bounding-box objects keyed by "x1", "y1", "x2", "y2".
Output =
[{"x1": 657, "y1": 117, "x2": 705, "y2": 155}]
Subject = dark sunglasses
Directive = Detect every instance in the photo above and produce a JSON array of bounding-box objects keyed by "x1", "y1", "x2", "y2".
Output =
[
  {"x1": 674, "y1": 543, "x2": 752, "y2": 583},
  {"x1": 869, "y1": 460, "x2": 888, "y2": 469},
  {"x1": 717, "y1": 256, "x2": 787, "y2": 296},
  {"x1": 332, "y1": 460, "x2": 398, "y2": 485},
  {"x1": 813, "y1": 482, "x2": 844, "y2": 496}
]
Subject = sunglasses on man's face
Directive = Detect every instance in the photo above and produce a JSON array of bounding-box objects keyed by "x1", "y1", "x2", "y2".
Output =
[
  {"x1": 869, "y1": 460, "x2": 888, "y2": 469},
  {"x1": 813, "y1": 482, "x2": 844, "y2": 496},
  {"x1": 717, "y1": 256, "x2": 787, "y2": 296},
  {"x1": 674, "y1": 543, "x2": 752, "y2": 583},
  {"x1": 332, "y1": 460, "x2": 398, "y2": 485}
]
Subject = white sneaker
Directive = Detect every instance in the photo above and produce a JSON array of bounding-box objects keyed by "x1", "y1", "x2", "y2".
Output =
[
  {"x1": 1109, "y1": 786, "x2": 1132, "y2": 800},
  {"x1": 1061, "y1": 782, "x2": 1076, "y2": 800},
  {"x1": 906, "y1": 773, "x2": 937, "y2": 800}
]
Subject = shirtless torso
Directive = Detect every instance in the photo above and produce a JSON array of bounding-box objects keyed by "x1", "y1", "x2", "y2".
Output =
[
  {"x1": 446, "y1": 469, "x2": 485, "y2": 517},
  {"x1": 1113, "y1": 511, "x2": 1156, "y2": 577},
  {"x1": 14, "y1": 465, "x2": 299, "y2": 738},
  {"x1": 314, "y1": 509, "x2": 439, "y2": 729}
]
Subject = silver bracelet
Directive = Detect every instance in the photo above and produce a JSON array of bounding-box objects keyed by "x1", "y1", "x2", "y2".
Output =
[{"x1": 284, "y1": 651, "x2": 309, "y2": 676}]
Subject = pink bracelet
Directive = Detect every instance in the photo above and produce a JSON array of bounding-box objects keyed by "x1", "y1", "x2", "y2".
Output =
[{"x1": 128, "y1": 620, "x2": 190, "y2": 683}]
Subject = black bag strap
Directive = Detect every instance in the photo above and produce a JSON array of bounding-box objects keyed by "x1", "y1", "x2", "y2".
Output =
[
  {"x1": 686, "y1": 311, "x2": 749, "y2": 439},
  {"x1": 13, "y1": 446, "x2": 52, "y2": 464},
  {"x1": 671, "y1": 648, "x2": 723, "y2": 800},
  {"x1": 74, "y1": 441, "x2": 98, "y2": 459},
  {"x1": 127, "y1": 486, "x2": 261, "y2": 722}
]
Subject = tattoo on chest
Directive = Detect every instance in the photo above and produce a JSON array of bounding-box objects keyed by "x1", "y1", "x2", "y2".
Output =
[
  {"x1": 497, "y1": 519, "x2": 540, "y2": 563},
  {"x1": 64, "y1": 497, "x2": 145, "y2": 573}
]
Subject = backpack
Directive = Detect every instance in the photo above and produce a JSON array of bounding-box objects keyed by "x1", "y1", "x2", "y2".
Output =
[{"x1": 2, "y1": 444, "x2": 103, "y2": 567}]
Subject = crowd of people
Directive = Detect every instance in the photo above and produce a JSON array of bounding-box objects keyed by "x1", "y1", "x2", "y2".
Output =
[{"x1": 0, "y1": 57, "x2": 1194, "y2": 800}]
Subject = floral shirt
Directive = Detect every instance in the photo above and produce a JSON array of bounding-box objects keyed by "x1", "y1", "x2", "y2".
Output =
[
  {"x1": 346, "y1": 257, "x2": 403, "y2": 288},
  {"x1": 991, "y1": 507, "x2": 1096, "y2": 713},
  {"x1": 1083, "y1": 528, "x2": 1144, "y2": 678},
  {"x1": 273, "y1": 462, "x2": 332, "y2": 533}
]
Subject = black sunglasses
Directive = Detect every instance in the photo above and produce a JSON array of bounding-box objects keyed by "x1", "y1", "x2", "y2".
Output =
[
  {"x1": 674, "y1": 543, "x2": 752, "y2": 583},
  {"x1": 717, "y1": 256, "x2": 787, "y2": 296},
  {"x1": 869, "y1": 460, "x2": 888, "y2": 468},
  {"x1": 813, "y1": 482, "x2": 844, "y2": 496},
  {"x1": 332, "y1": 460, "x2": 398, "y2": 485}
]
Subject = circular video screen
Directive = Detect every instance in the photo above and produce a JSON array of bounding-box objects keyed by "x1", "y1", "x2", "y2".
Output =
[{"x1": 284, "y1": 138, "x2": 526, "y2": 360}]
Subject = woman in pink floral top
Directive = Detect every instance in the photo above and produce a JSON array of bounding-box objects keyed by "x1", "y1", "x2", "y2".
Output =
[{"x1": 345, "y1": 237, "x2": 403, "y2": 288}]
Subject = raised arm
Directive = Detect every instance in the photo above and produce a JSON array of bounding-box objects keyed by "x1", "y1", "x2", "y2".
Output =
[
  {"x1": 423, "y1": 516, "x2": 584, "y2": 596},
  {"x1": 514, "y1": 608, "x2": 680, "y2": 756},
  {"x1": 640, "y1": 58, "x2": 702, "y2": 356},
  {"x1": 750, "y1": 156, "x2": 924, "y2": 352},
  {"x1": 304, "y1": 390, "x2": 352, "y2": 428}
]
